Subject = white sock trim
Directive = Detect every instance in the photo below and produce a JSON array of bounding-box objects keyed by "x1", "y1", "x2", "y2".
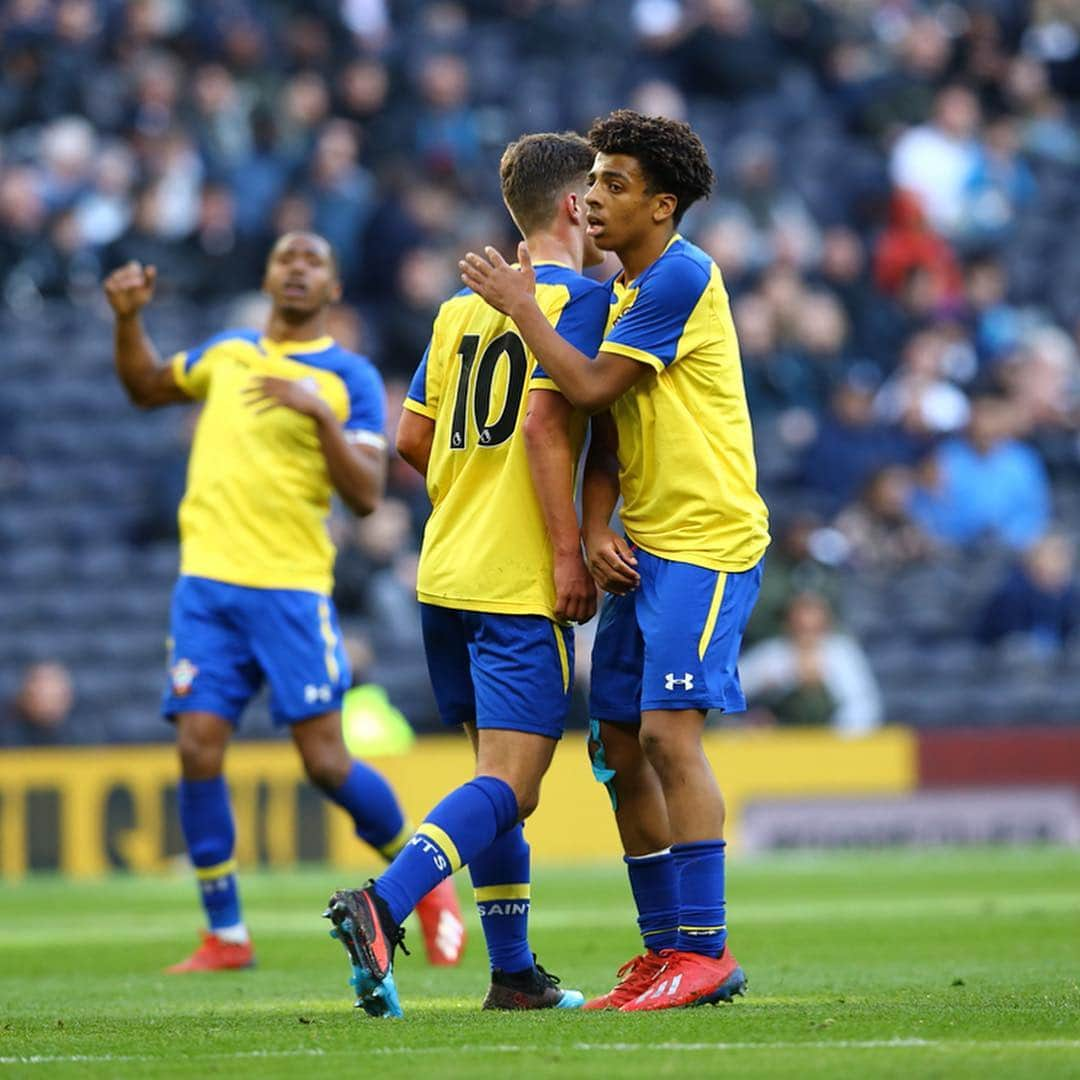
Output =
[
  {"x1": 626, "y1": 848, "x2": 672, "y2": 862},
  {"x1": 213, "y1": 923, "x2": 250, "y2": 944}
]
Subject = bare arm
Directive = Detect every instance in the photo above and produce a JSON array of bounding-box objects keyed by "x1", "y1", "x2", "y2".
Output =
[
  {"x1": 582, "y1": 412, "x2": 640, "y2": 595},
  {"x1": 460, "y1": 245, "x2": 645, "y2": 412},
  {"x1": 522, "y1": 389, "x2": 596, "y2": 624},
  {"x1": 244, "y1": 377, "x2": 386, "y2": 516},
  {"x1": 318, "y1": 425, "x2": 386, "y2": 518},
  {"x1": 103, "y1": 263, "x2": 190, "y2": 409},
  {"x1": 396, "y1": 408, "x2": 435, "y2": 477}
]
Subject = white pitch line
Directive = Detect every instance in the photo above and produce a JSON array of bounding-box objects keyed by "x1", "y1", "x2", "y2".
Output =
[
  {"x1": 3, "y1": 1039, "x2": 1079, "y2": 1065},
  {"x1": 2, "y1": 891, "x2": 1078, "y2": 949}
]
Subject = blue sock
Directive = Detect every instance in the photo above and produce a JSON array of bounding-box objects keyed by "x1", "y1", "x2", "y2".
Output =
[
  {"x1": 324, "y1": 760, "x2": 410, "y2": 860},
  {"x1": 178, "y1": 776, "x2": 242, "y2": 932},
  {"x1": 375, "y1": 776, "x2": 518, "y2": 927},
  {"x1": 673, "y1": 839, "x2": 727, "y2": 957},
  {"x1": 625, "y1": 849, "x2": 679, "y2": 953},
  {"x1": 469, "y1": 824, "x2": 533, "y2": 973}
]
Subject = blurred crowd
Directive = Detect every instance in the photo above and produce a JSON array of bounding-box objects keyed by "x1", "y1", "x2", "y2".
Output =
[{"x1": 4, "y1": 0, "x2": 1080, "y2": 743}]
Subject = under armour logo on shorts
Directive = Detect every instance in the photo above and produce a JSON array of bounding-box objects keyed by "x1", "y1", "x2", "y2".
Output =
[{"x1": 664, "y1": 672, "x2": 694, "y2": 691}]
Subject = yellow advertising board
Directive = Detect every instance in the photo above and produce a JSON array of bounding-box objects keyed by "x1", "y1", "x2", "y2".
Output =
[{"x1": 0, "y1": 728, "x2": 915, "y2": 879}]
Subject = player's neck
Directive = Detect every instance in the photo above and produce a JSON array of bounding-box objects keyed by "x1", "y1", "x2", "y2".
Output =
[
  {"x1": 618, "y1": 228, "x2": 676, "y2": 284},
  {"x1": 524, "y1": 231, "x2": 582, "y2": 273},
  {"x1": 264, "y1": 310, "x2": 329, "y2": 343}
]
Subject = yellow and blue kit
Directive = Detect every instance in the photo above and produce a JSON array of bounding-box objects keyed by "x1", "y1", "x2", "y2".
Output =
[
  {"x1": 162, "y1": 330, "x2": 386, "y2": 724},
  {"x1": 589, "y1": 236, "x2": 770, "y2": 718},
  {"x1": 404, "y1": 263, "x2": 609, "y2": 738}
]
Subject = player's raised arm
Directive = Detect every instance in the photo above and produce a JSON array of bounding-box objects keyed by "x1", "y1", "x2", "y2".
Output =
[
  {"x1": 522, "y1": 389, "x2": 596, "y2": 624},
  {"x1": 103, "y1": 262, "x2": 190, "y2": 409},
  {"x1": 460, "y1": 244, "x2": 643, "y2": 413}
]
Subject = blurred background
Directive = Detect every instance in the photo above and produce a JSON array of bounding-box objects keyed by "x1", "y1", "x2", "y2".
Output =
[{"x1": 2, "y1": 0, "x2": 1079, "y2": 873}]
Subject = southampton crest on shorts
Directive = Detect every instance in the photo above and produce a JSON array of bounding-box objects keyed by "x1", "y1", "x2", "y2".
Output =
[{"x1": 170, "y1": 658, "x2": 199, "y2": 696}]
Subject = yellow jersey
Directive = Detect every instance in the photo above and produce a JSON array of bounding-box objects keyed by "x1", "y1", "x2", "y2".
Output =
[
  {"x1": 170, "y1": 331, "x2": 387, "y2": 595},
  {"x1": 601, "y1": 235, "x2": 770, "y2": 571},
  {"x1": 404, "y1": 263, "x2": 609, "y2": 619}
]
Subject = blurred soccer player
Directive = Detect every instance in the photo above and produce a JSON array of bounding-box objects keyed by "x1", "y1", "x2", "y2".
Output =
[
  {"x1": 461, "y1": 111, "x2": 770, "y2": 1011},
  {"x1": 104, "y1": 232, "x2": 464, "y2": 974},
  {"x1": 324, "y1": 133, "x2": 609, "y2": 1016}
]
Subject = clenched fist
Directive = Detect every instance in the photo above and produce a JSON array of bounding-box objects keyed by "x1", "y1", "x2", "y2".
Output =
[{"x1": 103, "y1": 262, "x2": 157, "y2": 318}]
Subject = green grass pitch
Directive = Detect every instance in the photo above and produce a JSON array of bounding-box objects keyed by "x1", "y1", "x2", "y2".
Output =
[{"x1": 1, "y1": 847, "x2": 1077, "y2": 1078}]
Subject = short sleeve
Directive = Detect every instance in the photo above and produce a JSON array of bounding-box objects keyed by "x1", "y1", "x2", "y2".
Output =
[
  {"x1": 532, "y1": 283, "x2": 611, "y2": 390},
  {"x1": 403, "y1": 340, "x2": 438, "y2": 419},
  {"x1": 343, "y1": 359, "x2": 388, "y2": 448},
  {"x1": 168, "y1": 328, "x2": 256, "y2": 399},
  {"x1": 601, "y1": 257, "x2": 711, "y2": 371}
]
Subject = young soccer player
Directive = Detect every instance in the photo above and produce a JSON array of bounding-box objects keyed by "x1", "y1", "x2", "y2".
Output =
[
  {"x1": 104, "y1": 232, "x2": 464, "y2": 973},
  {"x1": 323, "y1": 132, "x2": 609, "y2": 1017},
  {"x1": 460, "y1": 110, "x2": 770, "y2": 1012}
]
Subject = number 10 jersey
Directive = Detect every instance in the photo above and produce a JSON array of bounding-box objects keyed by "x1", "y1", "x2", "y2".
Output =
[{"x1": 404, "y1": 262, "x2": 610, "y2": 620}]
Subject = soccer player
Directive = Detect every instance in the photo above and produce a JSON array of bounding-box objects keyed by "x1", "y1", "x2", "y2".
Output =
[
  {"x1": 104, "y1": 232, "x2": 464, "y2": 973},
  {"x1": 323, "y1": 132, "x2": 609, "y2": 1016},
  {"x1": 460, "y1": 110, "x2": 770, "y2": 1012}
]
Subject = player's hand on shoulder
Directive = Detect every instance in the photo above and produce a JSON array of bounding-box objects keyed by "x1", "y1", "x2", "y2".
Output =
[
  {"x1": 103, "y1": 262, "x2": 157, "y2": 317},
  {"x1": 553, "y1": 550, "x2": 599, "y2": 625},
  {"x1": 584, "y1": 527, "x2": 640, "y2": 596},
  {"x1": 242, "y1": 375, "x2": 333, "y2": 422}
]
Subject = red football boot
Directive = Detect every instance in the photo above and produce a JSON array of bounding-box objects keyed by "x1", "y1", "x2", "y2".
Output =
[
  {"x1": 165, "y1": 930, "x2": 255, "y2": 973},
  {"x1": 414, "y1": 877, "x2": 466, "y2": 966},
  {"x1": 619, "y1": 947, "x2": 747, "y2": 1011},
  {"x1": 582, "y1": 949, "x2": 667, "y2": 1010}
]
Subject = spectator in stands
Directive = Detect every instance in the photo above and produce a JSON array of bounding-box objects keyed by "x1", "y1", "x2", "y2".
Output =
[
  {"x1": 744, "y1": 515, "x2": 843, "y2": 647},
  {"x1": 1, "y1": 661, "x2": 74, "y2": 747},
  {"x1": 960, "y1": 113, "x2": 1037, "y2": 246},
  {"x1": 738, "y1": 592, "x2": 884, "y2": 736},
  {"x1": 411, "y1": 53, "x2": 481, "y2": 178},
  {"x1": 975, "y1": 532, "x2": 1078, "y2": 652},
  {"x1": 907, "y1": 391, "x2": 1052, "y2": 549},
  {"x1": 333, "y1": 496, "x2": 418, "y2": 638},
  {"x1": 874, "y1": 328, "x2": 971, "y2": 439},
  {"x1": 889, "y1": 84, "x2": 983, "y2": 239},
  {"x1": 714, "y1": 133, "x2": 821, "y2": 273},
  {"x1": 999, "y1": 324, "x2": 1080, "y2": 434},
  {"x1": 664, "y1": 0, "x2": 781, "y2": 101},
  {"x1": 964, "y1": 254, "x2": 1024, "y2": 363},
  {"x1": 302, "y1": 119, "x2": 374, "y2": 283},
  {"x1": 1006, "y1": 54, "x2": 1080, "y2": 166},
  {"x1": 873, "y1": 190, "x2": 964, "y2": 308},
  {"x1": 835, "y1": 465, "x2": 936, "y2": 573},
  {"x1": 800, "y1": 374, "x2": 920, "y2": 516}
]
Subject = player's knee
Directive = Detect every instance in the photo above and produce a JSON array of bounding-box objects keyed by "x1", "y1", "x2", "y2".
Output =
[
  {"x1": 300, "y1": 746, "x2": 351, "y2": 791},
  {"x1": 513, "y1": 783, "x2": 541, "y2": 821},
  {"x1": 638, "y1": 726, "x2": 680, "y2": 774},
  {"x1": 486, "y1": 772, "x2": 540, "y2": 820},
  {"x1": 176, "y1": 731, "x2": 224, "y2": 780}
]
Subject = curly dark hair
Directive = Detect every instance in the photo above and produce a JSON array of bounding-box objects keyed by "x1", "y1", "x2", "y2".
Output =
[
  {"x1": 587, "y1": 110, "x2": 715, "y2": 226},
  {"x1": 499, "y1": 131, "x2": 595, "y2": 235}
]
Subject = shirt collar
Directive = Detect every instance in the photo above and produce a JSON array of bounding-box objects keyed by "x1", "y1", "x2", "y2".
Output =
[{"x1": 261, "y1": 335, "x2": 335, "y2": 355}]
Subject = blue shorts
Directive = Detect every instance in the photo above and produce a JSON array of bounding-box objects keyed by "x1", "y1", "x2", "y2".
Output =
[
  {"x1": 589, "y1": 550, "x2": 763, "y2": 722},
  {"x1": 420, "y1": 604, "x2": 573, "y2": 740},
  {"x1": 162, "y1": 575, "x2": 351, "y2": 726}
]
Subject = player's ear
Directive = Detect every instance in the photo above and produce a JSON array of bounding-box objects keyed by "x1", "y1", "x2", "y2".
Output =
[
  {"x1": 566, "y1": 191, "x2": 583, "y2": 225},
  {"x1": 652, "y1": 193, "x2": 677, "y2": 225}
]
